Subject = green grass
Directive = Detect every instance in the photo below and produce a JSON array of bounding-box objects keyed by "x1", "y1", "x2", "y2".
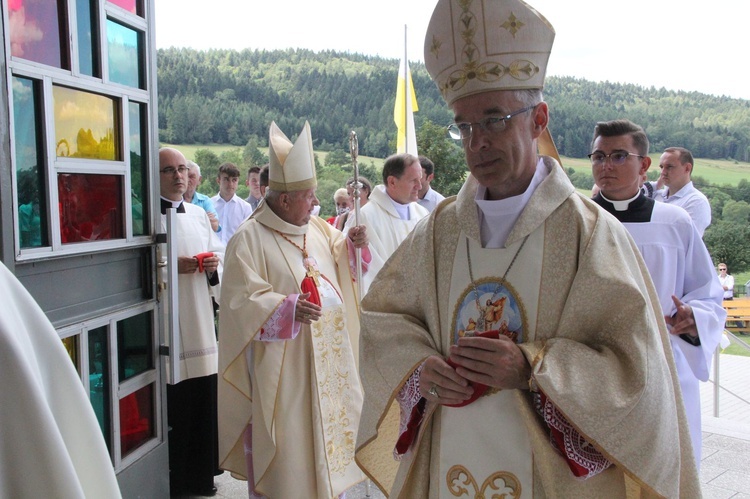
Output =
[
  {"x1": 561, "y1": 155, "x2": 750, "y2": 187},
  {"x1": 723, "y1": 332, "x2": 750, "y2": 357}
]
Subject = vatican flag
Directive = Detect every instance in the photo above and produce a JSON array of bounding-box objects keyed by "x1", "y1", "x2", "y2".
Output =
[{"x1": 394, "y1": 57, "x2": 419, "y2": 155}]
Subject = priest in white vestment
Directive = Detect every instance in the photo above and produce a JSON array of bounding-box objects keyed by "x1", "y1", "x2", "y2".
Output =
[
  {"x1": 590, "y1": 119, "x2": 726, "y2": 467},
  {"x1": 355, "y1": 1, "x2": 700, "y2": 497},
  {"x1": 218, "y1": 121, "x2": 369, "y2": 498},
  {"x1": 344, "y1": 153, "x2": 429, "y2": 293},
  {"x1": 0, "y1": 261, "x2": 122, "y2": 498},
  {"x1": 160, "y1": 147, "x2": 224, "y2": 496}
]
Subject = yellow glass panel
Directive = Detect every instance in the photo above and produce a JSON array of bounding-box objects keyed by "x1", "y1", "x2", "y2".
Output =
[
  {"x1": 53, "y1": 86, "x2": 120, "y2": 160},
  {"x1": 61, "y1": 335, "x2": 79, "y2": 373}
]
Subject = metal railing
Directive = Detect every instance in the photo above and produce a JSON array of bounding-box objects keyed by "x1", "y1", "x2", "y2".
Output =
[{"x1": 712, "y1": 331, "x2": 750, "y2": 417}]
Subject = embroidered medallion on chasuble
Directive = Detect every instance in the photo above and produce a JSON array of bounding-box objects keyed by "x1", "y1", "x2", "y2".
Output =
[{"x1": 438, "y1": 233, "x2": 537, "y2": 497}]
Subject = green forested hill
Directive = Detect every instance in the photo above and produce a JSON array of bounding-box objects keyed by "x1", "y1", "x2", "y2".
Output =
[{"x1": 157, "y1": 47, "x2": 750, "y2": 161}]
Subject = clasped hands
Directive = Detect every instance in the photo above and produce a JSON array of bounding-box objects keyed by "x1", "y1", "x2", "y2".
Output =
[
  {"x1": 420, "y1": 335, "x2": 531, "y2": 406},
  {"x1": 177, "y1": 254, "x2": 219, "y2": 274}
]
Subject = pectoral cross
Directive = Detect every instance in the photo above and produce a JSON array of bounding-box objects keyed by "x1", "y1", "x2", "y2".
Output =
[{"x1": 303, "y1": 257, "x2": 321, "y2": 286}]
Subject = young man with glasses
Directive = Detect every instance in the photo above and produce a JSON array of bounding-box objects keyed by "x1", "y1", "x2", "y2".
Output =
[
  {"x1": 590, "y1": 119, "x2": 725, "y2": 469},
  {"x1": 355, "y1": 0, "x2": 699, "y2": 497}
]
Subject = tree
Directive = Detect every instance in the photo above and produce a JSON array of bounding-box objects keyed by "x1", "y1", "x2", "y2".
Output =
[
  {"x1": 324, "y1": 148, "x2": 349, "y2": 168},
  {"x1": 243, "y1": 136, "x2": 268, "y2": 168},
  {"x1": 416, "y1": 119, "x2": 466, "y2": 196},
  {"x1": 722, "y1": 200, "x2": 750, "y2": 224},
  {"x1": 704, "y1": 220, "x2": 750, "y2": 273},
  {"x1": 194, "y1": 149, "x2": 220, "y2": 195}
]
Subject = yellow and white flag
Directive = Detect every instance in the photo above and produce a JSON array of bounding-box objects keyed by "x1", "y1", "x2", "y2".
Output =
[{"x1": 394, "y1": 57, "x2": 419, "y2": 155}]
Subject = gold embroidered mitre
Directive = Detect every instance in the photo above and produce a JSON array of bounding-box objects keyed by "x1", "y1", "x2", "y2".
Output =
[
  {"x1": 424, "y1": 0, "x2": 555, "y2": 105},
  {"x1": 268, "y1": 121, "x2": 317, "y2": 192}
]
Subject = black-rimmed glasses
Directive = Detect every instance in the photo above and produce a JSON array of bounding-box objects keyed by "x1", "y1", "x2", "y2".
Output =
[
  {"x1": 447, "y1": 104, "x2": 537, "y2": 140},
  {"x1": 588, "y1": 151, "x2": 643, "y2": 166}
]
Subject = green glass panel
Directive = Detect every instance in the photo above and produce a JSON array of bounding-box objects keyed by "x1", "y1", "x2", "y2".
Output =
[
  {"x1": 117, "y1": 311, "x2": 153, "y2": 381},
  {"x1": 53, "y1": 85, "x2": 120, "y2": 160},
  {"x1": 89, "y1": 325, "x2": 111, "y2": 450},
  {"x1": 9, "y1": 0, "x2": 68, "y2": 69},
  {"x1": 119, "y1": 384, "x2": 154, "y2": 456},
  {"x1": 107, "y1": 19, "x2": 143, "y2": 89},
  {"x1": 58, "y1": 173, "x2": 124, "y2": 243},
  {"x1": 129, "y1": 102, "x2": 148, "y2": 235},
  {"x1": 76, "y1": 0, "x2": 100, "y2": 77},
  {"x1": 12, "y1": 76, "x2": 49, "y2": 248}
]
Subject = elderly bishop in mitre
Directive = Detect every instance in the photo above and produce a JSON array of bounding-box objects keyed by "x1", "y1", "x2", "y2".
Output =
[{"x1": 218, "y1": 121, "x2": 369, "y2": 498}]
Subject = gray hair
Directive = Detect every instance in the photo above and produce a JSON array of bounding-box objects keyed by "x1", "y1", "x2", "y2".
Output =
[{"x1": 186, "y1": 160, "x2": 201, "y2": 178}]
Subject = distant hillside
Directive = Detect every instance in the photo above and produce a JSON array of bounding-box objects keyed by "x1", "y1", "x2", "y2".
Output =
[{"x1": 157, "y1": 47, "x2": 750, "y2": 161}]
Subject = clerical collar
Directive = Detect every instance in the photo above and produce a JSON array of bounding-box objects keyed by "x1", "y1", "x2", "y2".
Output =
[
  {"x1": 593, "y1": 191, "x2": 654, "y2": 223},
  {"x1": 474, "y1": 158, "x2": 547, "y2": 248},
  {"x1": 388, "y1": 195, "x2": 411, "y2": 221},
  {"x1": 600, "y1": 190, "x2": 641, "y2": 211},
  {"x1": 160, "y1": 197, "x2": 185, "y2": 214}
]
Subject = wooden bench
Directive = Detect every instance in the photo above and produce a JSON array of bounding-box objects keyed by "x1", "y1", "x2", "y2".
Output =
[{"x1": 723, "y1": 298, "x2": 750, "y2": 335}]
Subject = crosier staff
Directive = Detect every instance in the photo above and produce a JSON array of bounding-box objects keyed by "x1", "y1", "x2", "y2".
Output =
[{"x1": 349, "y1": 131, "x2": 364, "y2": 298}]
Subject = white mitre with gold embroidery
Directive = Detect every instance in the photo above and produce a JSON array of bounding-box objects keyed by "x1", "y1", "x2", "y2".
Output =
[
  {"x1": 268, "y1": 120, "x2": 317, "y2": 192},
  {"x1": 424, "y1": 0, "x2": 555, "y2": 105}
]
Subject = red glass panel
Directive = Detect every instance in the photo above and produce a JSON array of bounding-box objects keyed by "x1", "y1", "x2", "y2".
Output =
[
  {"x1": 119, "y1": 384, "x2": 154, "y2": 456},
  {"x1": 58, "y1": 173, "x2": 124, "y2": 243},
  {"x1": 9, "y1": 0, "x2": 68, "y2": 69},
  {"x1": 108, "y1": 0, "x2": 138, "y2": 15}
]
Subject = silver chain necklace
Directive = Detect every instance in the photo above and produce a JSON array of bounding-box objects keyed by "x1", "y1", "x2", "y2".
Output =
[{"x1": 466, "y1": 235, "x2": 528, "y2": 332}]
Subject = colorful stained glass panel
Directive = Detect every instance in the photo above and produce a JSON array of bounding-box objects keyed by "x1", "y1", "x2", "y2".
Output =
[
  {"x1": 119, "y1": 384, "x2": 154, "y2": 456},
  {"x1": 9, "y1": 0, "x2": 68, "y2": 69},
  {"x1": 58, "y1": 173, "x2": 124, "y2": 243},
  {"x1": 107, "y1": 19, "x2": 143, "y2": 89},
  {"x1": 53, "y1": 85, "x2": 120, "y2": 160},
  {"x1": 13, "y1": 76, "x2": 49, "y2": 248}
]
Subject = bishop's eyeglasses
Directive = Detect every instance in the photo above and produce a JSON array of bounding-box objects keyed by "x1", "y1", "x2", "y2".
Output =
[
  {"x1": 588, "y1": 151, "x2": 644, "y2": 166},
  {"x1": 447, "y1": 104, "x2": 537, "y2": 140}
]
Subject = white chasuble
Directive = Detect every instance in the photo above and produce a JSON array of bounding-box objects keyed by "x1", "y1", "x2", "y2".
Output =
[{"x1": 437, "y1": 230, "x2": 544, "y2": 498}]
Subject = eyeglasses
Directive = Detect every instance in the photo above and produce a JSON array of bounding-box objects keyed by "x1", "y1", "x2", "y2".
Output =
[
  {"x1": 719, "y1": 268, "x2": 727, "y2": 271},
  {"x1": 588, "y1": 151, "x2": 644, "y2": 166},
  {"x1": 447, "y1": 104, "x2": 537, "y2": 140},
  {"x1": 160, "y1": 166, "x2": 188, "y2": 175}
]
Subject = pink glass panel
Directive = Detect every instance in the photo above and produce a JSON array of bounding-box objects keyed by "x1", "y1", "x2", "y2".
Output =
[
  {"x1": 58, "y1": 173, "x2": 124, "y2": 243},
  {"x1": 119, "y1": 384, "x2": 154, "y2": 456},
  {"x1": 108, "y1": 0, "x2": 139, "y2": 15},
  {"x1": 9, "y1": 0, "x2": 68, "y2": 68}
]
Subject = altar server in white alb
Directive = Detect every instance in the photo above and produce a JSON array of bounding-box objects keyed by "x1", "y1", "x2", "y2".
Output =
[
  {"x1": 343, "y1": 152, "x2": 428, "y2": 292},
  {"x1": 591, "y1": 119, "x2": 726, "y2": 467},
  {"x1": 0, "y1": 261, "x2": 122, "y2": 498},
  {"x1": 218, "y1": 121, "x2": 369, "y2": 498}
]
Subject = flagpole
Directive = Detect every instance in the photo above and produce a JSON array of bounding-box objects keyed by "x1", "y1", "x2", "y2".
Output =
[{"x1": 403, "y1": 24, "x2": 409, "y2": 154}]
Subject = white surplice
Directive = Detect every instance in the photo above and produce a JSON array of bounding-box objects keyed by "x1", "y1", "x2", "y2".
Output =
[{"x1": 595, "y1": 193, "x2": 726, "y2": 465}]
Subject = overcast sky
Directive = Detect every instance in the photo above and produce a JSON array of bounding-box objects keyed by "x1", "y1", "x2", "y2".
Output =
[{"x1": 155, "y1": 0, "x2": 750, "y2": 100}]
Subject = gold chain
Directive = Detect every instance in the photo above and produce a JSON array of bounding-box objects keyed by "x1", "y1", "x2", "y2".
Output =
[
  {"x1": 274, "y1": 230, "x2": 308, "y2": 259},
  {"x1": 466, "y1": 235, "x2": 528, "y2": 330}
]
